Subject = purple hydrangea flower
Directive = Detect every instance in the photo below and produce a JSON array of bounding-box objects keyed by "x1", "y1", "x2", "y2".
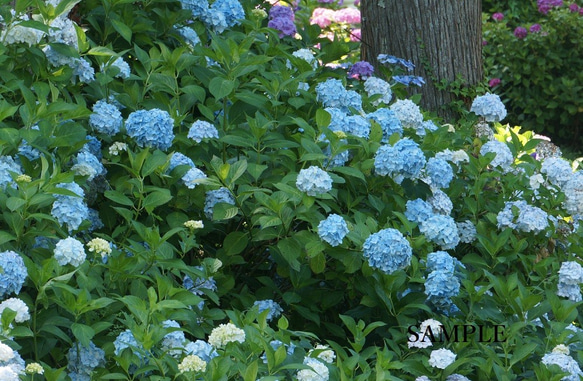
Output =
[
  {"x1": 348, "y1": 61, "x2": 374, "y2": 79},
  {"x1": 492, "y1": 12, "x2": 504, "y2": 21},
  {"x1": 530, "y1": 24, "x2": 542, "y2": 33},
  {"x1": 514, "y1": 26, "x2": 528, "y2": 39}
]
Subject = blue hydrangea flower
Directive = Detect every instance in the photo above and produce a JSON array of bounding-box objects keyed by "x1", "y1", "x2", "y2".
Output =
[
  {"x1": 316, "y1": 79, "x2": 347, "y2": 110},
  {"x1": 44, "y1": 45, "x2": 77, "y2": 67},
  {"x1": 480, "y1": 141, "x2": 513, "y2": 170},
  {"x1": 457, "y1": 220, "x2": 477, "y2": 243},
  {"x1": 497, "y1": 201, "x2": 548, "y2": 233},
  {"x1": 113, "y1": 329, "x2": 148, "y2": 368},
  {"x1": 18, "y1": 139, "x2": 41, "y2": 161},
  {"x1": 541, "y1": 351, "x2": 583, "y2": 380},
  {"x1": 72, "y1": 151, "x2": 106, "y2": 181},
  {"x1": 87, "y1": 208, "x2": 104, "y2": 233},
  {"x1": 205, "y1": 0, "x2": 245, "y2": 33},
  {"x1": 322, "y1": 139, "x2": 349, "y2": 168},
  {"x1": 296, "y1": 166, "x2": 333, "y2": 196},
  {"x1": 364, "y1": 77, "x2": 392, "y2": 105},
  {"x1": 559, "y1": 261, "x2": 583, "y2": 285},
  {"x1": 366, "y1": 108, "x2": 403, "y2": 142},
  {"x1": 175, "y1": 25, "x2": 201, "y2": 48},
  {"x1": 169, "y1": 152, "x2": 195, "y2": 171},
  {"x1": 73, "y1": 58, "x2": 95, "y2": 83},
  {"x1": 344, "y1": 115, "x2": 370, "y2": 138},
  {"x1": 558, "y1": 282, "x2": 582, "y2": 302},
  {"x1": 51, "y1": 182, "x2": 90, "y2": 232},
  {"x1": 326, "y1": 108, "x2": 349, "y2": 134},
  {"x1": 374, "y1": 139, "x2": 426, "y2": 183},
  {"x1": 377, "y1": 54, "x2": 415, "y2": 71},
  {"x1": 564, "y1": 172, "x2": 583, "y2": 215},
  {"x1": 67, "y1": 341, "x2": 105, "y2": 380},
  {"x1": 125, "y1": 109, "x2": 175, "y2": 151},
  {"x1": 470, "y1": 93, "x2": 507, "y2": 122},
  {"x1": 428, "y1": 189, "x2": 453, "y2": 215},
  {"x1": 362, "y1": 228, "x2": 412, "y2": 274},
  {"x1": 318, "y1": 214, "x2": 349, "y2": 246},
  {"x1": 393, "y1": 75, "x2": 425, "y2": 87},
  {"x1": 253, "y1": 299, "x2": 283, "y2": 322},
  {"x1": 204, "y1": 187, "x2": 236, "y2": 219},
  {"x1": 0, "y1": 156, "x2": 22, "y2": 190},
  {"x1": 111, "y1": 57, "x2": 130, "y2": 79},
  {"x1": 184, "y1": 340, "x2": 218, "y2": 362},
  {"x1": 89, "y1": 100, "x2": 122, "y2": 135},
  {"x1": 424, "y1": 270, "x2": 460, "y2": 308},
  {"x1": 0, "y1": 251, "x2": 27, "y2": 298},
  {"x1": 419, "y1": 215, "x2": 460, "y2": 250},
  {"x1": 161, "y1": 320, "x2": 186, "y2": 356},
  {"x1": 417, "y1": 120, "x2": 439, "y2": 136},
  {"x1": 404, "y1": 198, "x2": 434, "y2": 224},
  {"x1": 181, "y1": 0, "x2": 209, "y2": 18},
  {"x1": 425, "y1": 157, "x2": 453, "y2": 189},
  {"x1": 54, "y1": 237, "x2": 86, "y2": 267},
  {"x1": 390, "y1": 99, "x2": 423, "y2": 129},
  {"x1": 426, "y1": 251, "x2": 461, "y2": 274},
  {"x1": 344, "y1": 90, "x2": 363, "y2": 112},
  {"x1": 83, "y1": 136, "x2": 102, "y2": 160},
  {"x1": 188, "y1": 121, "x2": 219, "y2": 143},
  {"x1": 182, "y1": 168, "x2": 207, "y2": 189},
  {"x1": 541, "y1": 157, "x2": 572, "y2": 188}
]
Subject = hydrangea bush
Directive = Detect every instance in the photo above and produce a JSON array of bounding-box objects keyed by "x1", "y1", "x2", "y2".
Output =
[
  {"x1": 0, "y1": 0, "x2": 581, "y2": 380},
  {"x1": 483, "y1": 1, "x2": 583, "y2": 148}
]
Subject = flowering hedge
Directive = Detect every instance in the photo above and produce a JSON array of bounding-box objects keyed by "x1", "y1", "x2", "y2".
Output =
[
  {"x1": 483, "y1": 0, "x2": 583, "y2": 148},
  {"x1": 0, "y1": 0, "x2": 582, "y2": 380}
]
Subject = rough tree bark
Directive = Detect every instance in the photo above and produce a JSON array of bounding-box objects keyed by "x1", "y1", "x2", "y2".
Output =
[{"x1": 361, "y1": 0, "x2": 483, "y2": 122}]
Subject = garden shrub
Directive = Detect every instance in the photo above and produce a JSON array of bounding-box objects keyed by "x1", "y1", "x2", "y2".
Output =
[
  {"x1": 0, "y1": 0, "x2": 581, "y2": 380},
  {"x1": 483, "y1": 1, "x2": 583, "y2": 149}
]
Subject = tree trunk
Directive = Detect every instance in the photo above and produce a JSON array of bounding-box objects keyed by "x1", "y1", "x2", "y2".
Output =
[{"x1": 361, "y1": 0, "x2": 483, "y2": 122}]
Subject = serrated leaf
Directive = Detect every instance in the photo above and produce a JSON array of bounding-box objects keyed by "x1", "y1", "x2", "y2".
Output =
[
  {"x1": 111, "y1": 19, "x2": 132, "y2": 43},
  {"x1": 104, "y1": 190, "x2": 134, "y2": 207},
  {"x1": 223, "y1": 232, "x2": 248, "y2": 256},
  {"x1": 71, "y1": 323, "x2": 95, "y2": 348},
  {"x1": 213, "y1": 203, "x2": 239, "y2": 220}
]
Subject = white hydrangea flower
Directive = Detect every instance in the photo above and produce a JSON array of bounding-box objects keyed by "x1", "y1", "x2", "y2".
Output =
[
  {"x1": 208, "y1": 323, "x2": 245, "y2": 348},
  {"x1": 0, "y1": 366, "x2": 18, "y2": 381},
  {"x1": 0, "y1": 298, "x2": 30, "y2": 323},
  {"x1": 297, "y1": 357, "x2": 329, "y2": 381},
  {"x1": 0, "y1": 343, "x2": 15, "y2": 362},
  {"x1": 529, "y1": 174, "x2": 545, "y2": 190},
  {"x1": 553, "y1": 344, "x2": 570, "y2": 355},
  {"x1": 178, "y1": 354, "x2": 206, "y2": 373},
  {"x1": 25, "y1": 363, "x2": 44, "y2": 375},
  {"x1": 86, "y1": 238, "x2": 112, "y2": 258},
  {"x1": 184, "y1": 220, "x2": 204, "y2": 230},
  {"x1": 309, "y1": 345, "x2": 335, "y2": 364},
  {"x1": 108, "y1": 142, "x2": 128, "y2": 156},
  {"x1": 428, "y1": 348, "x2": 456, "y2": 369}
]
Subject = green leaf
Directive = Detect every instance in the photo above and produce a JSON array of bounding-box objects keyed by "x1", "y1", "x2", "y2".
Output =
[
  {"x1": 316, "y1": 109, "x2": 331, "y2": 129},
  {"x1": 0, "y1": 232, "x2": 16, "y2": 246},
  {"x1": 243, "y1": 360, "x2": 258, "y2": 381},
  {"x1": 141, "y1": 150, "x2": 168, "y2": 177},
  {"x1": 213, "y1": 203, "x2": 239, "y2": 221},
  {"x1": 104, "y1": 190, "x2": 134, "y2": 207},
  {"x1": 222, "y1": 135, "x2": 256, "y2": 148},
  {"x1": 223, "y1": 232, "x2": 248, "y2": 256},
  {"x1": 309, "y1": 253, "x2": 326, "y2": 274},
  {"x1": 71, "y1": 323, "x2": 95, "y2": 348},
  {"x1": 276, "y1": 238, "x2": 302, "y2": 272},
  {"x1": 143, "y1": 190, "x2": 173, "y2": 212},
  {"x1": 6, "y1": 197, "x2": 26, "y2": 212},
  {"x1": 111, "y1": 19, "x2": 132, "y2": 43},
  {"x1": 209, "y1": 77, "x2": 235, "y2": 99}
]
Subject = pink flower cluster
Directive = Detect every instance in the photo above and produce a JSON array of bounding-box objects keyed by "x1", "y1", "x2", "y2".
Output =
[{"x1": 310, "y1": 7, "x2": 360, "y2": 28}]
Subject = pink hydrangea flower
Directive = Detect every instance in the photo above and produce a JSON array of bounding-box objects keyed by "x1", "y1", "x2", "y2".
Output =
[
  {"x1": 311, "y1": 8, "x2": 335, "y2": 28},
  {"x1": 492, "y1": 12, "x2": 504, "y2": 21},
  {"x1": 350, "y1": 28, "x2": 361, "y2": 42},
  {"x1": 334, "y1": 8, "x2": 361, "y2": 24},
  {"x1": 488, "y1": 78, "x2": 501, "y2": 87}
]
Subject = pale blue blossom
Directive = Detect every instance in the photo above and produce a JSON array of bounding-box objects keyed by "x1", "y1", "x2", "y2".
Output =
[
  {"x1": 425, "y1": 157, "x2": 453, "y2": 189},
  {"x1": 364, "y1": 77, "x2": 392, "y2": 105},
  {"x1": 419, "y1": 215, "x2": 460, "y2": 250},
  {"x1": 425, "y1": 270, "x2": 460, "y2": 310},
  {"x1": 457, "y1": 220, "x2": 477, "y2": 243},
  {"x1": 428, "y1": 189, "x2": 453, "y2": 215},
  {"x1": 125, "y1": 109, "x2": 175, "y2": 151},
  {"x1": 390, "y1": 99, "x2": 423, "y2": 129},
  {"x1": 54, "y1": 237, "x2": 86, "y2": 267},
  {"x1": 541, "y1": 157, "x2": 573, "y2": 188},
  {"x1": 184, "y1": 340, "x2": 217, "y2": 362},
  {"x1": 89, "y1": 100, "x2": 123, "y2": 135},
  {"x1": 204, "y1": 187, "x2": 236, "y2": 218},
  {"x1": 161, "y1": 320, "x2": 186, "y2": 356},
  {"x1": 318, "y1": 214, "x2": 349, "y2": 246},
  {"x1": 175, "y1": 25, "x2": 201, "y2": 47},
  {"x1": 563, "y1": 172, "x2": 583, "y2": 215},
  {"x1": 111, "y1": 57, "x2": 130, "y2": 79},
  {"x1": 0, "y1": 156, "x2": 22, "y2": 190},
  {"x1": 404, "y1": 199, "x2": 434, "y2": 224},
  {"x1": 51, "y1": 182, "x2": 89, "y2": 232},
  {"x1": 296, "y1": 166, "x2": 333, "y2": 196},
  {"x1": 188, "y1": 120, "x2": 219, "y2": 143},
  {"x1": 72, "y1": 151, "x2": 105, "y2": 181},
  {"x1": 362, "y1": 228, "x2": 412, "y2": 274},
  {"x1": 254, "y1": 300, "x2": 283, "y2": 321},
  {"x1": 471, "y1": 93, "x2": 507, "y2": 122},
  {"x1": 480, "y1": 140, "x2": 513, "y2": 170},
  {"x1": 0, "y1": 251, "x2": 27, "y2": 298},
  {"x1": 67, "y1": 341, "x2": 105, "y2": 380},
  {"x1": 374, "y1": 138, "x2": 426, "y2": 183},
  {"x1": 366, "y1": 108, "x2": 403, "y2": 142}
]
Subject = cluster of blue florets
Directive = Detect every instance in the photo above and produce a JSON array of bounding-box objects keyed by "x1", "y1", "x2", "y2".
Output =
[
  {"x1": 253, "y1": 299, "x2": 284, "y2": 322},
  {"x1": 89, "y1": 100, "x2": 123, "y2": 135},
  {"x1": 470, "y1": 93, "x2": 507, "y2": 122},
  {"x1": 557, "y1": 261, "x2": 583, "y2": 302},
  {"x1": 424, "y1": 251, "x2": 463, "y2": 313},
  {"x1": 180, "y1": 0, "x2": 245, "y2": 33},
  {"x1": 366, "y1": 108, "x2": 403, "y2": 142},
  {"x1": 480, "y1": 140, "x2": 514, "y2": 170},
  {"x1": 374, "y1": 138, "x2": 426, "y2": 183},
  {"x1": 425, "y1": 157, "x2": 454, "y2": 189},
  {"x1": 496, "y1": 200, "x2": 549, "y2": 234},
  {"x1": 318, "y1": 214, "x2": 349, "y2": 247},
  {"x1": 67, "y1": 341, "x2": 106, "y2": 380},
  {"x1": 125, "y1": 109, "x2": 175, "y2": 151},
  {"x1": 362, "y1": 228, "x2": 412, "y2": 274},
  {"x1": 0, "y1": 251, "x2": 27, "y2": 298},
  {"x1": 296, "y1": 166, "x2": 333, "y2": 196},
  {"x1": 204, "y1": 187, "x2": 236, "y2": 218},
  {"x1": 51, "y1": 182, "x2": 90, "y2": 232}
]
